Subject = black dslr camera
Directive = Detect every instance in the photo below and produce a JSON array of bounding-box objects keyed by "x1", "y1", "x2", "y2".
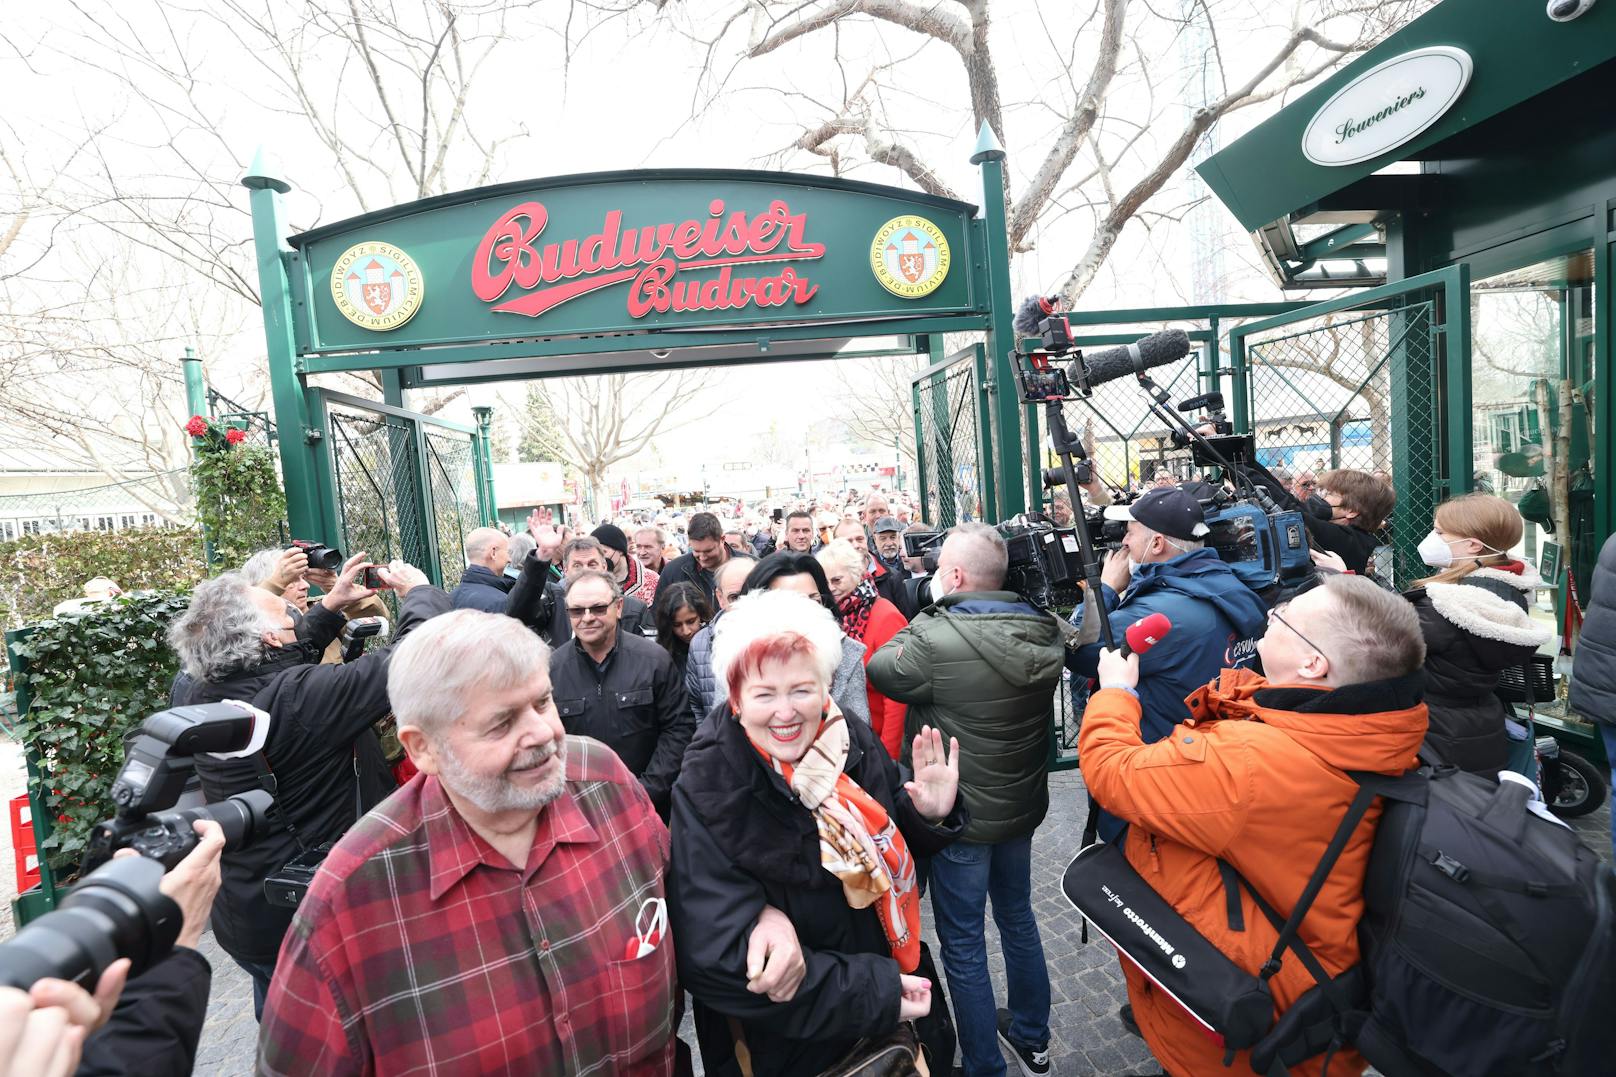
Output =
[
  {"x1": 84, "y1": 703, "x2": 274, "y2": 873},
  {"x1": 0, "y1": 703, "x2": 274, "y2": 991},
  {"x1": 287, "y1": 538, "x2": 344, "y2": 572}
]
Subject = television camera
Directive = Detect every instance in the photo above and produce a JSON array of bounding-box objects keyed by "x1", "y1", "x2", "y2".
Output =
[{"x1": 1011, "y1": 295, "x2": 1314, "y2": 612}]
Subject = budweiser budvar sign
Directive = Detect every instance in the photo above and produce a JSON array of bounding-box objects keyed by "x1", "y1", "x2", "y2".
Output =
[{"x1": 472, "y1": 198, "x2": 826, "y2": 320}]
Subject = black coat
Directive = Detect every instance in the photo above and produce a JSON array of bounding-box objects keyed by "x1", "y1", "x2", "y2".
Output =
[
  {"x1": 1570, "y1": 532, "x2": 1616, "y2": 727},
  {"x1": 668, "y1": 705, "x2": 967, "y2": 1077},
  {"x1": 448, "y1": 563, "x2": 514, "y2": 613},
  {"x1": 549, "y1": 627, "x2": 693, "y2": 814},
  {"x1": 77, "y1": 948, "x2": 210, "y2": 1077},
  {"x1": 656, "y1": 550, "x2": 721, "y2": 607},
  {"x1": 1406, "y1": 568, "x2": 1550, "y2": 776},
  {"x1": 506, "y1": 553, "x2": 653, "y2": 645},
  {"x1": 1252, "y1": 470, "x2": 1381, "y2": 576},
  {"x1": 181, "y1": 587, "x2": 451, "y2": 964}
]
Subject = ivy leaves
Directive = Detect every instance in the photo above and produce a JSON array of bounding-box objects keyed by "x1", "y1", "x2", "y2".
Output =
[
  {"x1": 10, "y1": 592, "x2": 191, "y2": 876},
  {"x1": 192, "y1": 441, "x2": 286, "y2": 569}
]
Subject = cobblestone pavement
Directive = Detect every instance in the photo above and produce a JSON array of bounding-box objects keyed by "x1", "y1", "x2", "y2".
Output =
[{"x1": 195, "y1": 767, "x2": 1612, "y2": 1076}]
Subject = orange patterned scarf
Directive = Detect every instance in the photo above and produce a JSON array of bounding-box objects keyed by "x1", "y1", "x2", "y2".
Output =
[{"x1": 755, "y1": 708, "x2": 921, "y2": 973}]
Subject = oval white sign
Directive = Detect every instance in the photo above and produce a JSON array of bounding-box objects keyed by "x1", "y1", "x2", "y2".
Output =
[{"x1": 1302, "y1": 46, "x2": 1473, "y2": 167}]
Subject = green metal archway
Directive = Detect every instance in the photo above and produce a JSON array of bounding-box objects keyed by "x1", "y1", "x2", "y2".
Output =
[{"x1": 245, "y1": 127, "x2": 1029, "y2": 579}]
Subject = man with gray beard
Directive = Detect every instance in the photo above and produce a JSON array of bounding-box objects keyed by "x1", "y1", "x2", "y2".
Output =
[{"x1": 259, "y1": 611, "x2": 806, "y2": 1075}]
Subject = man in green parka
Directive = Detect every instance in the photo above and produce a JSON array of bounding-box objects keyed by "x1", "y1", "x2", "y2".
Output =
[{"x1": 867, "y1": 522, "x2": 1066, "y2": 1077}]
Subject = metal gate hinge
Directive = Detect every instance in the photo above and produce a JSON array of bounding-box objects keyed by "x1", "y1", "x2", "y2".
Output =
[{"x1": 304, "y1": 428, "x2": 324, "y2": 445}]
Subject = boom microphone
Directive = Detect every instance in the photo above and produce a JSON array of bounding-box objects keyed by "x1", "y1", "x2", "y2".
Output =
[
  {"x1": 1013, "y1": 294, "x2": 1060, "y2": 335},
  {"x1": 1120, "y1": 612, "x2": 1172, "y2": 658},
  {"x1": 1070, "y1": 329, "x2": 1192, "y2": 390}
]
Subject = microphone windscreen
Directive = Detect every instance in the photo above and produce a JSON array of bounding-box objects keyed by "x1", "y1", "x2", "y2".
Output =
[
  {"x1": 1079, "y1": 329, "x2": 1193, "y2": 388},
  {"x1": 1013, "y1": 294, "x2": 1053, "y2": 335}
]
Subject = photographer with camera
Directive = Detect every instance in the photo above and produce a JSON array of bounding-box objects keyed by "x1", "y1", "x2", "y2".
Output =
[
  {"x1": 0, "y1": 815, "x2": 224, "y2": 1077},
  {"x1": 166, "y1": 555, "x2": 449, "y2": 1018},
  {"x1": 1067, "y1": 487, "x2": 1268, "y2": 840},
  {"x1": 1251, "y1": 467, "x2": 1393, "y2": 578}
]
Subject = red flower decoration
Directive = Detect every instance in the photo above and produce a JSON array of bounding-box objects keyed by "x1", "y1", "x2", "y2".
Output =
[
  {"x1": 184, "y1": 415, "x2": 209, "y2": 437},
  {"x1": 225, "y1": 428, "x2": 247, "y2": 445}
]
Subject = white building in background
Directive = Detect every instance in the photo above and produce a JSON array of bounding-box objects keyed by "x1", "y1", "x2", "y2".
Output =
[{"x1": 0, "y1": 445, "x2": 180, "y2": 540}]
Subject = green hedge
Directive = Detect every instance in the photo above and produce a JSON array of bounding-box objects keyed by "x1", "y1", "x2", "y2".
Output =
[
  {"x1": 0, "y1": 527, "x2": 206, "y2": 629},
  {"x1": 9, "y1": 592, "x2": 191, "y2": 877}
]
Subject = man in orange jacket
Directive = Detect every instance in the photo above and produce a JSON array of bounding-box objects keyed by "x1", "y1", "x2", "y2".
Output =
[{"x1": 1078, "y1": 574, "x2": 1429, "y2": 1077}]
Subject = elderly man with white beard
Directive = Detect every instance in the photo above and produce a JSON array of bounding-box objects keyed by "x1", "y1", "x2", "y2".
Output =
[{"x1": 259, "y1": 610, "x2": 806, "y2": 1076}]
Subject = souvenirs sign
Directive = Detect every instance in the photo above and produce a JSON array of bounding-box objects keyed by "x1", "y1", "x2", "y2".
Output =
[
  {"x1": 329, "y1": 242, "x2": 425, "y2": 331},
  {"x1": 1302, "y1": 46, "x2": 1473, "y2": 167}
]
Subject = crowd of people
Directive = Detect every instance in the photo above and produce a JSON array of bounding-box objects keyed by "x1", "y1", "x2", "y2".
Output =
[{"x1": 6, "y1": 466, "x2": 1611, "y2": 1077}]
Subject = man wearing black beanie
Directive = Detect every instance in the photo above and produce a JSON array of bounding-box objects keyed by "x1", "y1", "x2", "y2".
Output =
[{"x1": 593, "y1": 523, "x2": 660, "y2": 606}]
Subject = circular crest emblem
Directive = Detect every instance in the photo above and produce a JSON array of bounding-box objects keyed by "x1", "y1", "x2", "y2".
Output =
[
  {"x1": 870, "y1": 216, "x2": 950, "y2": 299},
  {"x1": 1172, "y1": 954, "x2": 1186, "y2": 970},
  {"x1": 330, "y1": 242, "x2": 425, "y2": 331}
]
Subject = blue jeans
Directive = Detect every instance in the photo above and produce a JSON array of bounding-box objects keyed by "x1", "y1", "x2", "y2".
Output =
[
  {"x1": 929, "y1": 836, "x2": 1050, "y2": 1077},
  {"x1": 1603, "y1": 724, "x2": 1616, "y2": 862},
  {"x1": 233, "y1": 956, "x2": 277, "y2": 1021}
]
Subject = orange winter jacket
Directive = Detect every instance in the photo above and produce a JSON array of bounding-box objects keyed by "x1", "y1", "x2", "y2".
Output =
[{"x1": 1077, "y1": 668, "x2": 1427, "y2": 1077}]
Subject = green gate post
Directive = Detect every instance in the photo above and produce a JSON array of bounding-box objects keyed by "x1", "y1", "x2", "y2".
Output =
[
  {"x1": 970, "y1": 343, "x2": 997, "y2": 524},
  {"x1": 912, "y1": 379, "x2": 929, "y2": 524},
  {"x1": 243, "y1": 149, "x2": 326, "y2": 545},
  {"x1": 927, "y1": 338, "x2": 956, "y2": 525},
  {"x1": 971, "y1": 123, "x2": 1024, "y2": 517},
  {"x1": 182, "y1": 347, "x2": 206, "y2": 418},
  {"x1": 1440, "y1": 263, "x2": 1473, "y2": 497},
  {"x1": 471, "y1": 406, "x2": 498, "y2": 526},
  {"x1": 1202, "y1": 317, "x2": 1221, "y2": 398}
]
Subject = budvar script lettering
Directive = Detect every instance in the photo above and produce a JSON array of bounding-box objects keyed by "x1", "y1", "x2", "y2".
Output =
[{"x1": 471, "y1": 198, "x2": 825, "y2": 319}]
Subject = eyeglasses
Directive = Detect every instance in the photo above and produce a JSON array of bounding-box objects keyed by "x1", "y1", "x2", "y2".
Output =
[
  {"x1": 565, "y1": 602, "x2": 616, "y2": 619},
  {"x1": 1266, "y1": 601, "x2": 1331, "y2": 665}
]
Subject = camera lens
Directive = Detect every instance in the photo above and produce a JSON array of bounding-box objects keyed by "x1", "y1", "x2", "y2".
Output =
[{"x1": 0, "y1": 857, "x2": 178, "y2": 990}]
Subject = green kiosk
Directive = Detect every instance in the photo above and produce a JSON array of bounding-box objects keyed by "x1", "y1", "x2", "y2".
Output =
[{"x1": 1194, "y1": 0, "x2": 1615, "y2": 765}]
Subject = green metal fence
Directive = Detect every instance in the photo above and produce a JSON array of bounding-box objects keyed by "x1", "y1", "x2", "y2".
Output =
[
  {"x1": 309, "y1": 391, "x2": 484, "y2": 590},
  {"x1": 911, "y1": 345, "x2": 991, "y2": 528},
  {"x1": 1231, "y1": 267, "x2": 1471, "y2": 589}
]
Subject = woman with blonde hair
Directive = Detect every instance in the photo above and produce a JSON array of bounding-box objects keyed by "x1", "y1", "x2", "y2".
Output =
[
  {"x1": 817, "y1": 539, "x2": 910, "y2": 759},
  {"x1": 1405, "y1": 493, "x2": 1554, "y2": 777},
  {"x1": 668, "y1": 588, "x2": 966, "y2": 1075}
]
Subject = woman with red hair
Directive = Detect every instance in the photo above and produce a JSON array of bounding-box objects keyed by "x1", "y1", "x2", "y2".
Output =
[{"x1": 667, "y1": 588, "x2": 967, "y2": 1075}]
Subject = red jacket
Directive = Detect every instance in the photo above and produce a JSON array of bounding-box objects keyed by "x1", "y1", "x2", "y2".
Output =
[
  {"x1": 1077, "y1": 668, "x2": 1427, "y2": 1077},
  {"x1": 858, "y1": 597, "x2": 910, "y2": 758}
]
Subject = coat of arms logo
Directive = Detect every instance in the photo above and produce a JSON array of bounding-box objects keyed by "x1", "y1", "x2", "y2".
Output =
[
  {"x1": 869, "y1": 217, "x2": 950, "y2": 299},
  {"x1": 329, "y1": 242, "x2": 425, "y2": 331}
]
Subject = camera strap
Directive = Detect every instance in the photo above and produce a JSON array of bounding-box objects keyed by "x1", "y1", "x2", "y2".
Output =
[{"x1": 250, "y1": 752, "x2": 312, "y2": 855}]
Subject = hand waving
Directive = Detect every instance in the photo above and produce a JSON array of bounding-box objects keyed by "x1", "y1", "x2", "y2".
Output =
[
  {"x1": 904, "y1": 726, "x2": 960, "y2": 824},
  {"x1": 526, "y1": 509, "x2": 564, "y2": 560}
]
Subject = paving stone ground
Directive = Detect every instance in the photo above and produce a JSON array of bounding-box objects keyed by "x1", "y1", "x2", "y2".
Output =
[{"x1": 192, "y1": 766, "x2": 1615, "y2": 1076}]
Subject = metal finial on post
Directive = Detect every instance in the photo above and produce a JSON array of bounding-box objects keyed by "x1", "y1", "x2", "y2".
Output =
[
  {"x1": 970, "y1": 121, "x2": 1006, "y2": 164},
  {"x1": 241, "y1": 146, "x2": 291, "y2": 194},
  {"x1": 182, "y1": 347, "x2": 207, "y2": 419}
]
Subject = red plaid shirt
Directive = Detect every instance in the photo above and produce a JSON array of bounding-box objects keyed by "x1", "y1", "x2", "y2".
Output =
[{"x1": 258, "y1": 738, "x2": 676, "y2": 1076}]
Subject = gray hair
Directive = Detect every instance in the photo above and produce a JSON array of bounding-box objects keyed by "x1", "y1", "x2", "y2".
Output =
[
  {"x1": 561, "y1": 536, "x2": 606, "y2": 566},
  {"x1": 943, "y1": 522, "x2": 1008, "y2": 590},
  {"x1": 388, "y1": 610, "x2": 550, "y2": 738},
  {"x1": 240, "y1": 548, "x2": 284, "y2": 587},
  {"x1": 1269, "y1": 465, "x2": 1293, "y2": 486},
  {"x1": 1314, "y1": 574, "x2": 1426, "y2": 685},
  {"x1": 816, "y1": 538, "x2": 865, "y2": 580},
  {"x1": 167, "y1": 572, "x2": 277, "y2": 682},
  {"x1": 507, "y1": 532, "x2": 536, "y2": 565},
  {"x1": 563, "y1": 568, "x2": 622, "y2": 601}
]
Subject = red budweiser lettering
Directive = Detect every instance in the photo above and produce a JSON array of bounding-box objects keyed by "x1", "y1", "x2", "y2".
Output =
[{"x1": 472, "y1": 197, "x2": 826, "y2": 319}]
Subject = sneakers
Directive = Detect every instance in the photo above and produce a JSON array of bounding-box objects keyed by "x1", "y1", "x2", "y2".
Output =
[{"x1": 995, "y1": 1008, "x2": 1051, "y2": 1077}]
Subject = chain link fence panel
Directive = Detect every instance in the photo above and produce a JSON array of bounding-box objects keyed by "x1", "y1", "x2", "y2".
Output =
[
  {"x1": 424, "y1": 430, "x2": 480, "y2": 594},
  {"x1": 914, "y1": 359, "x2": 983, "y2": 528},
  {"x1": 1244, "y1": 297, "x2": 1443, "y2": 588}
]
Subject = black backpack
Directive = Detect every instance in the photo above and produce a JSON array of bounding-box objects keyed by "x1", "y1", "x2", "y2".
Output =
[{"x1": 1239, "y1": 761, "x2": 1616, "y2": 1076}]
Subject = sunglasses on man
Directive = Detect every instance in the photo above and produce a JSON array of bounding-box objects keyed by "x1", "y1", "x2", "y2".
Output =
[{"x1": 566, "y1": 601, "x2": 617, "y2": 619}]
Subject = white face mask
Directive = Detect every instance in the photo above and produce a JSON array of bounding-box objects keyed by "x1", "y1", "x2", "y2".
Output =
[
  {"x1": 1417, "y1": 530, "x2": 1455, "y2": 568},
  {"x1": 1126, "y1": 557, "x2": 1141, "y2": 577}
]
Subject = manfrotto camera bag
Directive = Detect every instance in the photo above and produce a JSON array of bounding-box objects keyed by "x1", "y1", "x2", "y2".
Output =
[{"x1": 1061, "y1": 842, "x2": 1277, "y2": 1052}]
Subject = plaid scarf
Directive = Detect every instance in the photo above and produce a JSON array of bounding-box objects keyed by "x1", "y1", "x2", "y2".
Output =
[
  {"x1": 754, "y1": 708, "x2": 920, "y2": 973},
  {"x1": 836, "y1": 579, "x2": 879, "y2": 643}
]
